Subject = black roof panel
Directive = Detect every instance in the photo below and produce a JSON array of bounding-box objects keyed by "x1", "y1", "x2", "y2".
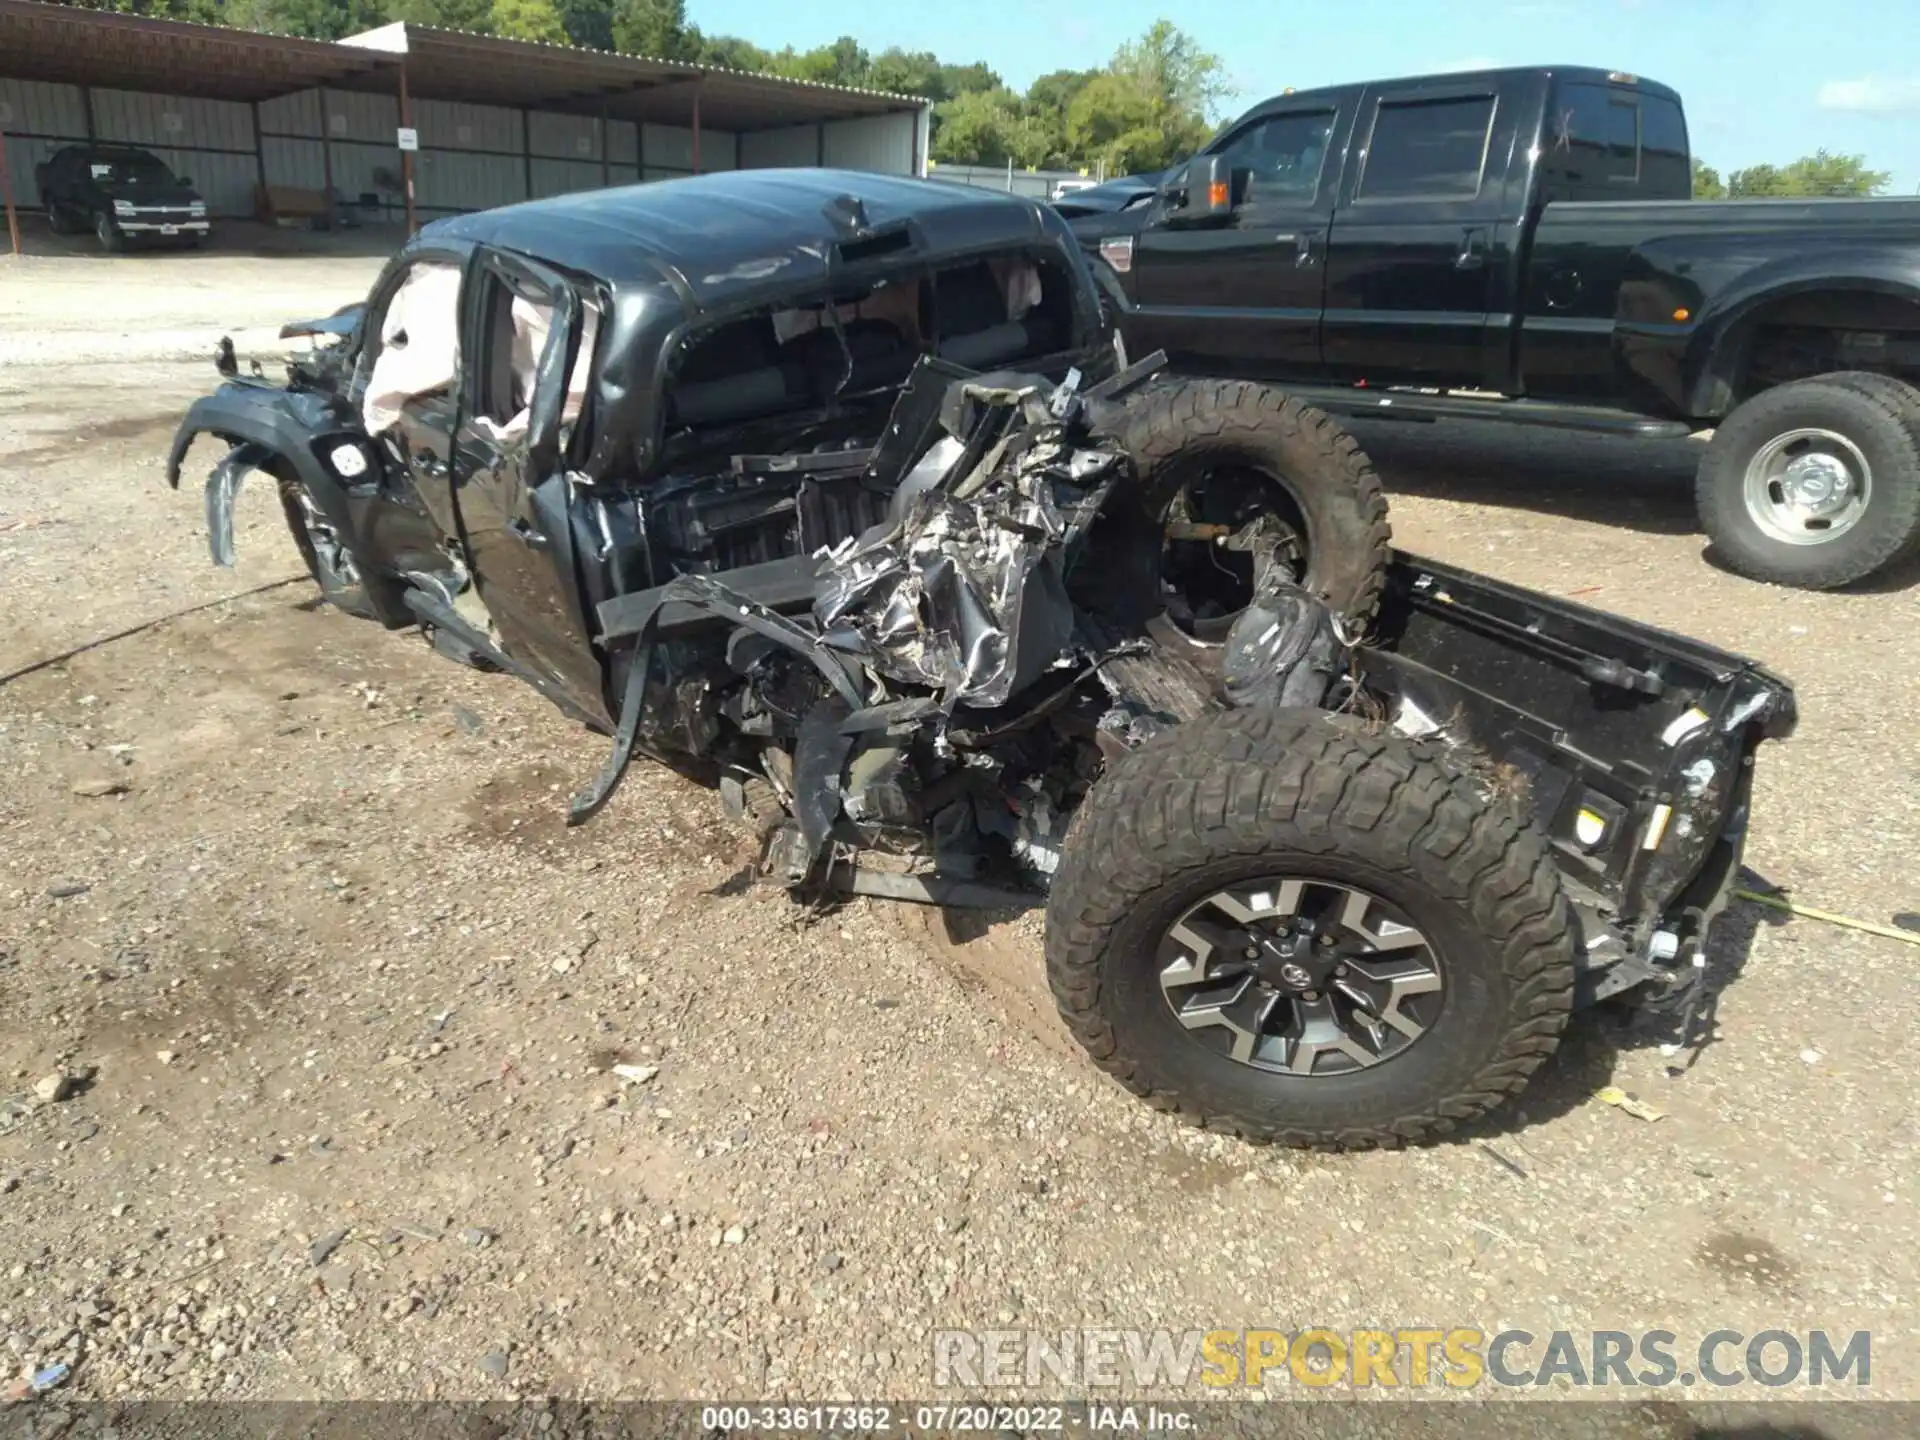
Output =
[{"x1": 424, "y1": 167, "x2": 1057, "y2": 309}]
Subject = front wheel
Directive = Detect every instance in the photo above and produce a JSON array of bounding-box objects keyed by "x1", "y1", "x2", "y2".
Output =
[
  {"x1": 95, "y1": 211, "x2": 123, "y2": 253},
  {"x1": 1044, "y1": 709, "x2": 1576, "y2": 1149},
  {"x1": 1695, "y1": 373, "x2": 1920, "y2": 588}
]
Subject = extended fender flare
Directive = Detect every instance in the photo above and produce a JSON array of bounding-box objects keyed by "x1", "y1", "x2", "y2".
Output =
[
  {"x1": 166, "y1": 383, "x2": 358, "y2": 547},
  {"x1": 204, "y1": 440, "x2": 279, "y2": 568},
  {"x1": 1681, "y1": 256, "x2": 1920, "y2": 417},
  {"x1": 165, "y1": 382, "x2": 413, "y2": 626}
]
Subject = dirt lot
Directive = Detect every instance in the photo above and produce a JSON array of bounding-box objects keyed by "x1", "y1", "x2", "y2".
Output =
[
  {"x1": 2, "y1": 248, "x2": 1918, "y2": 1422},
  {"x1": 0, "y1": 219, "x2": 392, "y2": 368}
]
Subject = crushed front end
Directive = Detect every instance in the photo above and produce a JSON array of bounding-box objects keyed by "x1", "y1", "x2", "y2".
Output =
[{"x1": 577, "y1": 354, "x2": 1795, "y2": 1030}]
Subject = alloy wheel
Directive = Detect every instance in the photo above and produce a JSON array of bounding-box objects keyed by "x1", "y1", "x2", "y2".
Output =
[{"x1": 1157, "y1": 877, "x2": 1444, "y2": 1075}]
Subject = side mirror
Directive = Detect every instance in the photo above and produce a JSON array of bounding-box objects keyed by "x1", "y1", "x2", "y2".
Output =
[
  {"x1": 1187, "y1": 154, "x2": 1234, "y2": 218},
  {"x1": 1163, "y1": 154, "x2": 1233, "y2": 227},
  {"x1": 177, "y1": 176, "x2": 194, "y2": 188}
]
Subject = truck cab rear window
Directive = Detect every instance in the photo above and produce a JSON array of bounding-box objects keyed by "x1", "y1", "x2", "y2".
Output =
[
  {"x1": 1545, "y1": 85, "x2": 1691, "y2": 199},
  {"x1": 1359, "y1": 94, "x2": 1496, "y2": 199},
  {"x1": 1640, "y1": 95, "x2": 1689, "y2": 195},
  {"x1": 1549, "y1": 83, "x2": 1639, "y2": 190}
]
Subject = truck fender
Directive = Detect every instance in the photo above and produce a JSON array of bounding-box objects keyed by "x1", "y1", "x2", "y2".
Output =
[
  {"x1": 166, "y1": 382, "x2": 358, "y2": 547},
  {"x1": 1683, "y1": 253, "x2": 1920, "y2": 416}
]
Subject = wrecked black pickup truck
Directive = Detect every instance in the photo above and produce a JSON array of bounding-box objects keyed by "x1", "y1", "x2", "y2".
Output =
[{"x1": 167, "y1": 170, "x2": 1795, "y2": 1149}]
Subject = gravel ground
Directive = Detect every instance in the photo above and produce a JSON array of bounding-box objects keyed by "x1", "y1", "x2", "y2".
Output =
[
  {"x1": 2, "y1": 254, "x2": 1917, "y2": 1423},
  {"x1": 0, "y1": 220, "x2": 386, "y2": 367}
]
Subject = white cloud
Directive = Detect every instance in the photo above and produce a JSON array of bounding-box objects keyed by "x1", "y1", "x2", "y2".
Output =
[{"x1": 1818, "y1": 76, "x2": 1920, "y2": 114}]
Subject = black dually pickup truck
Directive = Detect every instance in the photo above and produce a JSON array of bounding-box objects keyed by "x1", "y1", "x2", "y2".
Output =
[{"x1": 1072, "y1": 64, "x2": 1920, "y2": 590}]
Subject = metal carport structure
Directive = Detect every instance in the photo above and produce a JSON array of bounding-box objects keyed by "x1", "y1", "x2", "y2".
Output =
[{"x1": 0, "y1": 0, "x2": 930, "y2": 251}]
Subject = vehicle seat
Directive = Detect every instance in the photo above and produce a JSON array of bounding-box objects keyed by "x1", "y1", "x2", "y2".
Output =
[
  {"x1": 670, "y1": 316, "x2": 809, "y2": 427},
  {"x1": 780, "y1": 317, "x2": 917, "y2": 402},
  {"x1": 931, "y1": 262, "x2": 1063, "y2": 370}
]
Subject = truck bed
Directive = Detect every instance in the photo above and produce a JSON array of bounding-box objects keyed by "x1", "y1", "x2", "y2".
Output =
[{"x1": 1357, "y1": 553, "x2": 1794, "y2": 998}]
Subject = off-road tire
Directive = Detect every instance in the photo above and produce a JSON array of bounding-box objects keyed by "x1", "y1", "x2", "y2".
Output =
[
  {"x1": 1093, "y1": 377, "x2": 1392, "y2": 623},
  {"x1": 1044, "y1": 707, "x2": 1576, "y2": 1149},
  {"x1": 1696, "y1": 373, "x2": 1920, "y2": 588}
]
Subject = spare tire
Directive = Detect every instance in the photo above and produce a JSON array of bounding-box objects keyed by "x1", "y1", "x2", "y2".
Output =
[{"x1": 1085, "y1": 378, "x2": 1391, "y2": 631}]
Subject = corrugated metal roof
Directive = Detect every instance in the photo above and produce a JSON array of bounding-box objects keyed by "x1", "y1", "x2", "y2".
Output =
[
  {"x1": 0, "y1": 2, "x2": 926, "y2": 130},
  {"x1": 0, "y1": 0, "x2": 381, "y2": 101}
]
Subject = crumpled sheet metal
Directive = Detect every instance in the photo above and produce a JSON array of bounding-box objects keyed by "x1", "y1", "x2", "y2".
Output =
[
  {"x1": 204, "y1": 441, "x2": 277, "y2": 568},
  {"x1": 1219, "y1": 572, "x2": 1348, "y2": 712},
  {"x1": 814, "y1": 377, "x2": 1124, "y2": 712}
]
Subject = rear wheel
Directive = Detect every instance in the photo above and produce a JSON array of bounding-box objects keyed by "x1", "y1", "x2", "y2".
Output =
[
  {"x1": 1045, "y1": 708, "x2": 1576, "y2": 1148},
  {"x1": 1696, "y1": 373, "x2": 1920, "y2": 588},
  {"x1": 1086, "y1": 378, "x2": 1391, "y2": 634},
  {"x1": 46, "y1": 202, "x2": 75, "y2": 235}
]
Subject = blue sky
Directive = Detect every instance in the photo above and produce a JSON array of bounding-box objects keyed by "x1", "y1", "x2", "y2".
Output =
[{"x1": 695, "y1": 0, "x2": 1920, "y2": 191}]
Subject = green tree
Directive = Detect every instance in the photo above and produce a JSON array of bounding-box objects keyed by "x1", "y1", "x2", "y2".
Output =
[
  {"x1": 1022, "y1": 68, "x2": 1097, "y2": 168},
  {"x1": 1025, "y1": 68, "x2": 1096, "y2": 122},
  {"x1": 553, "y1": 0, "x2": 612, "y2": 49},
  {"x1": 938, "y1": 61, "x2": 1001, "y2": 97},
  {"x1": 283, "y1": 0, "x2": 389, "y2": 37},
  {"x1": 162, "y1": 0, "x2": 384, "y2": 38},
  {"x1": 1056, "y1": 22, "x2": 1221, "y2": 176},
  {"x1": 1691, "y1": 157, "x2": 1726, "y2": 199},
  {"x1": 1112, "y1": 19, "x2": 1227, "y2": 125},
  {"x1": 381, "y1": 0, "x2": 493, "y2": 30},
  {"x1": 1728, "y1": 150, "x2": 1890, "y2": 197},
  {"x1": 773, "y1": 36, "x2": 871, "y2": 88},
  {"x1": 698, "y1": 33, "x2": 772, "y2": 70},
  {"x1": 610, "y1": 0, "x2": 698, "y2": 59},
  {"x1": 491, "y1": 0, "x2": 564, "y2": 42},
  {"x1": 1064, "y1": 72, "x2": 1160, "y2": 173},
  {"x1": 867, "y1": 47, "x2": 947, "y2": 101},
  {"x1": 930, "y1": 87, "x2": 1024, "y2": 166}
]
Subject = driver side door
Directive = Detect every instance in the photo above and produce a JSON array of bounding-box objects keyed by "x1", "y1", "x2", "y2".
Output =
[
  {"x1": 450, "y1": 247, "x2": 610, "y2": 728},
  {"x1": 1128, "y1": 99, "x2": 1356, "y2": 379}
]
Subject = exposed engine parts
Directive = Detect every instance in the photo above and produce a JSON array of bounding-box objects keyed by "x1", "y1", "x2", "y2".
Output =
[{"x1": 569, "y1": 354, "x2": 1232, "y2": 894}]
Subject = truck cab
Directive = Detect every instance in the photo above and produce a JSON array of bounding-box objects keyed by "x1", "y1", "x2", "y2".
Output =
[
  {"x1": 1084, "y1": 67, "x2": 1691, "y2": 398},
  {"x1": 1077, "y1": 65, "x2": 1920, "y2": 592}
]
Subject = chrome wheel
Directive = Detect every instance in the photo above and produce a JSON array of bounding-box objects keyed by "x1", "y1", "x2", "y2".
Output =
[
  {"x1": 1742, "y1": 428, "x2": 1871, "y2": 545},
  {"x1": 1157, "y1": 878, "x2": 1443, "y2": 1075}
]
